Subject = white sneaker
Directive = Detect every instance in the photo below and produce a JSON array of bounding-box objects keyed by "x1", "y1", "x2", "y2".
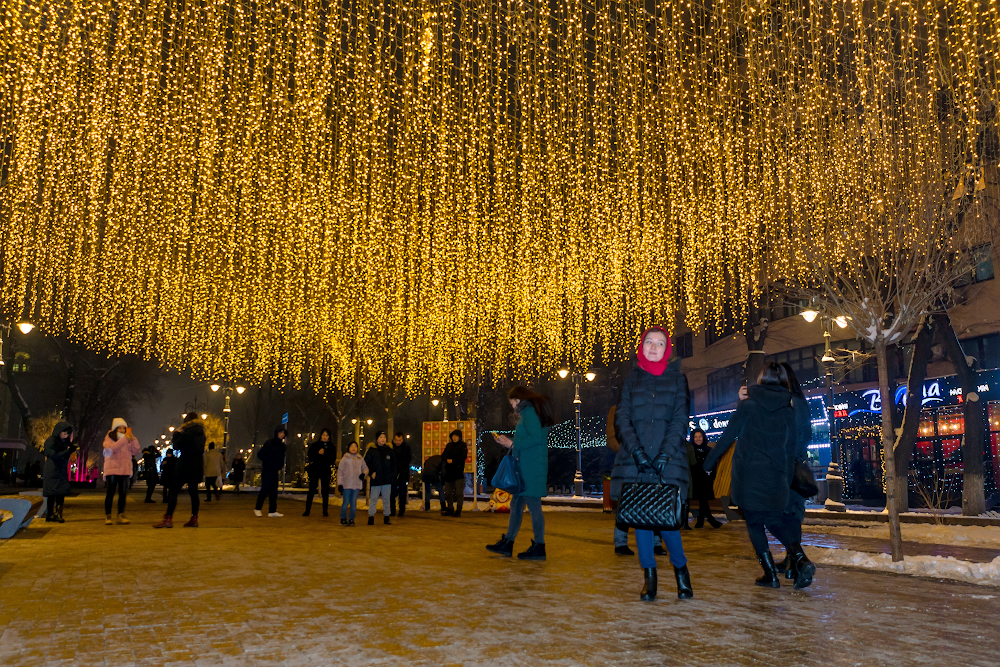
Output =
[
  {"x1": 268, "y1": 512, "x2": 283, "y2": 518},
  {"x1": 254, "y1": 509, "x2": 262, "y2": 517}
]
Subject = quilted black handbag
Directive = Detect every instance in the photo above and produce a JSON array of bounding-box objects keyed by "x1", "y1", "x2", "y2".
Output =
[
  {"x1": 616, "y1": 477, "x2": 684, "y2": 531},
  {"x1": 790, "y1": 459, "x2": 818, "y2": 498}
]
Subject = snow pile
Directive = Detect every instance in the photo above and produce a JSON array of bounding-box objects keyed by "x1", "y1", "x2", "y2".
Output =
[
  {"x1": 805, "y1": 522, "x2": 1000, "y2": 548},
  {"x1": 811, "y1": 547, "x2": 1000, "y2": 587}
]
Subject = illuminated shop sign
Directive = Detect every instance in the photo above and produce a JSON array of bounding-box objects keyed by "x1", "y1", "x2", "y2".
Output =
[{"x1": 835, "y1": 370, "x2": 1000, "y2": 419}]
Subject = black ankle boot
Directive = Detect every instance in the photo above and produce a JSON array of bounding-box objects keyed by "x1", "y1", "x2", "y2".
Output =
[
  {"x1": 615, "y1": 544, "x2": 635, "y2": 556},
  {"x1": 517, "y1": 540, "x2": 546, "y2": 560},
  {"x1": 755, "y1": 550, "x2": 781, "y2": 588},
  {"x1": 640, "y1": 567, "x2": 658, "y2": 601},
  {"x1": 694, "y1": 515, "x2": 705, "y2": 528},
  {"x1": 383, "y1": 516, "x2": 392, "y2": 525},
  {"x1": 367, "y1": 516, "x2": 375, "y2": 525},
  {"x1": 788, "y1": 545, "x2": 816, "y2": 589},
  {"x1": 486, "y1": 534, "x2": 514, "y2": 556},
  {"x1": 776, "y1": 554, "x2": 794, "y2": 579},
  {"x1": 707, "y1": 514, "x2": 722, "y2": 528},
  {"x1": 674, "y1": 565, "x2": 693, "y2": 599}
]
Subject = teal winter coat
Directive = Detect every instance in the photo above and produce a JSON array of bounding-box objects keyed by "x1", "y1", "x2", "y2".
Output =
[{"x1": 511, "y1": 403, "x2": 549, "y2": 497}]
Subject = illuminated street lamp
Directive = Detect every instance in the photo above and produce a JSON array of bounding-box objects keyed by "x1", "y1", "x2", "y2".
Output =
[
  {"x1": 557, "y1": 368, "x2": 597, "y2": 496},
  {"x1": 210, "y1": 383, "x2": 247, "y2": 457}
]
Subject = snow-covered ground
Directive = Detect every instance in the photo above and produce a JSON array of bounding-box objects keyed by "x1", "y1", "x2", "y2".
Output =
[
  {"x1": 810, "y1": 547, "x2": 1000, "y2": 588},
  {"x1": 805, "y1": 522, "x2": 1000, "y2": 549}
]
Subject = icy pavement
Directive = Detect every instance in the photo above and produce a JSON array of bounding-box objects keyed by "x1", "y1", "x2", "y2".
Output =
[{"x1": 1, "y1": 492, "x2": 998, "y2": 666}]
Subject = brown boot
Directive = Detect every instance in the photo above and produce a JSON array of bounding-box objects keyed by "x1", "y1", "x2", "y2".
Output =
[
  {"x1": 183, "y1": 515, "x2": 198, "y2": 528},
  {"x1": 153, "y1": 514, "x2": 173, "y2": 529},
  {"x1": 105, "y1": 514, "x2": 113, "y2": 525}
]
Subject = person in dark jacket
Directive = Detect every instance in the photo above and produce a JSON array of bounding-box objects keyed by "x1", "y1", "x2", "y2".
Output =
[
  {"x1": 777, "y1": 362, "x2": 812, "y2": 580},
  {"x1": 689, "y1": 429, "x2": 722, "y2": 528},
  {"x1": 421, "y1": 454, "x2": 445, "y2": 511},
  {"x1": 389, "y1": 432, "x2": 411, "y2": 517},
  {"x1": 612, "y1": 327, "x2": 693, "y2": 601},
  {"x1": 154, "y1": 413, "x2": 206, "y2": 528},
  {"x1": 441, "y1": 430, "x2": 468, "y2": 517},
  {"x1": 42, "y1": 421, "x2": 77, "y2": 523},
  {"x1": 231, "y1": 455, "x2": 246, "y2": 494},
  {"x1": 704, "y1": 362, "x2": 816, "y2": 590},
  {"x1": 255, "y1": 426, "x2": 287, "y2": 517},
  {"x1": 486, "y1": 386, "x2": 554, "y2": 561},
  {"x1": 364, "y1": 432, "x2": 395, "y2": 525},
  {"x1": 160, "y1": 449, "x2": 177, "y2": 502},
  {"x1": 142, "y1": 445, "x2": 160, "y2": 503},
  {"x1": 304, "y1": 428, "x2": 335, "y2": 517}
]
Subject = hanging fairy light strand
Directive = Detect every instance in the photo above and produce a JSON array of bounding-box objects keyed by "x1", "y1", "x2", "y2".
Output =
[{"x1": 0, "y1": 0, "x2": 996, "y2": 395}]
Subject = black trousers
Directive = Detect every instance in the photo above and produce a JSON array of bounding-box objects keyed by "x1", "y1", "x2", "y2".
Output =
[
  {"x1": 423, "y1": 482, "x2": 445, "y2": 510},
  {"x1": 167, "y1": 471, "x2": 201, "y2": 517},
  {"x1": 144, "y1": 475, "x2": 158, "y2": 502},
  {"x1": 205, "y1": 476, "x2": 220, "y2": 500},
  {"x1": 742, "y1": 508, "x2": 799, "y2": 555},
  {"x1": 256, "y1": 472, "x2": 279, "y2": 513},
  {"x1": 305, "y1": 472, "x2": 331, "y2": 514},
  {"x1": 105, "y1": 475, "x2": 129, "y2": 514},
  {"x1": 390, "y1": 479, "x2": 409, "y2": 514},
  {"x1": 444, "y1": 479, "x2": 464, "y2": 512}
]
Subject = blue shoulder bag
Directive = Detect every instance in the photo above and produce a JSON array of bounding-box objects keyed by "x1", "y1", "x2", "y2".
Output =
[{"x1": 491, "y1": 449, "x2": 526, "y2": 495}]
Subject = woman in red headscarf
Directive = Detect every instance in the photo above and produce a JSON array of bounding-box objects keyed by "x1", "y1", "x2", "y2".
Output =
[{"x1": 613, "y1": 326, "x2": 694, "y2": 601}]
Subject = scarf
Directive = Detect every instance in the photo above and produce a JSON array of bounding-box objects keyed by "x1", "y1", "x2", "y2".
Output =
[{"x1": 636, "y1": 326, "x2": 671, "y2": 376}]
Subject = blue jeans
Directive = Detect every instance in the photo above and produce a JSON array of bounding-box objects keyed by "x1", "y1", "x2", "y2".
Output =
[
  {"x1": 636, "y1": 529, "x2": 686, "y2": 569},
  {"x1": 506, "y1": 495, "x2": 545, "y2": 544},
  {"x1": 341, "y1": 489, "x2": 360, "y2": 521},
  {"x1": 368, "y1": 484, "x2": 391, "y2": 517},
  {"x1": 614, "y1": 522, "x2": 662, "y2": 548}
]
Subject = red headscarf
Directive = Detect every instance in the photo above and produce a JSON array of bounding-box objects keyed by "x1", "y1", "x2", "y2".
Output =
[{"x1": 636, "y1": 326, "x2": 672, "y2": 376}]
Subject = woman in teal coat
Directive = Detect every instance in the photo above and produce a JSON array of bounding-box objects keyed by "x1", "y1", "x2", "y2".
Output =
[{"x1": 486, "y1": 386, "x2": 554, "y2": 560}]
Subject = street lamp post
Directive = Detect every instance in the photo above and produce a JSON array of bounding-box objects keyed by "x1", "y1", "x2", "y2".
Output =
[
  {"x1": 800, "y1": 307, "x2": 848, "y2": 467},
  {"x1": 210, "y1": 383, "x2": 246, "y2": 460},
  {"x1": 557, "y1": 368, "x2": 597, "y2": 497}
]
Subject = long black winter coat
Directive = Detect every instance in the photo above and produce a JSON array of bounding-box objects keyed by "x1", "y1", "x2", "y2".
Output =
[
  {"x1": 364, "y1": 443, "x2": 395, "y2": 484},
  {"x1": 258, "y1": 428, "x2": 287, "y2": 476},
  {"x1": 42, "y1": 421, "x2": 76, "y2": 497},
  {"x1": 231, "y1": 458, "x2": 246, "y2": 483},
  {"x1": 142, "y1": 448, "x2": 159, "y2": 481},
  {"x1": 704, "y1": 384, "x2": 797, "y2": 512},
  {"x1": 172, "y1": 421, "x2": 206, "y2": 476},
  {"x1": 161, "y1": 456, "x2": 178, "y2": 486},
  {"x1": 690, "y1": 440, "x2": 716, "y2": 501},
  {"x1": 613, "y1": 365, "x2": 690, "y2": 499},
  {"x1": 307, "y1": 440, "x2": 335, "y2": 475},
  {"x1": 393, "y1": 442, "x2": 412, "y2": 482},
  {"x1": 441, "y1": 439, "x2": 468, "y2": 483}
]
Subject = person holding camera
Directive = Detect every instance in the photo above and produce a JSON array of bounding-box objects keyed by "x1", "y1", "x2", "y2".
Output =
[
  {"x1": 43, "y1": 421, "x2": 77, "y2": 523},
  {"x1": 102, "y1": 418, "x2": 142, "y2": 525},
  {"x1": 337, "y1": 441, "x2": 368, "y2": 525},
  {"x1": 154, "y1": 412, "x2": 206, "y2": 529},
  {"x1": 304, "y1": 429, "x2": 335, "y2": 517}
]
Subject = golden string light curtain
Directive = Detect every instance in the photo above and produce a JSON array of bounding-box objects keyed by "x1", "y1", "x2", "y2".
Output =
[{"x1": 1, "y1": 0, "x2": 997, "y2": 394}]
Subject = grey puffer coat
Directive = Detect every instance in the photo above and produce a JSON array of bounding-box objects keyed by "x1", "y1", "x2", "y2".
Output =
[{"x1": 612, "y1": 366, "x2": 690, "y2": 499}]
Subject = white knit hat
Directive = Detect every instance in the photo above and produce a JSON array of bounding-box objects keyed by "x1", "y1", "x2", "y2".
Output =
[{"x1": 111, "y1": 418, "x2": 128, "y2": 431}]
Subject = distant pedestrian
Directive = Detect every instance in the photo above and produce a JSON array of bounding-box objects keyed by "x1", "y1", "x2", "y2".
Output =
[
  {"x1": 102, "y1": 418, "x2": 141, "y2": 525},
  {"x1": 705, "y1": 362, "x2": 815, "y2": 590},
  {"x1": 614, "y1": 327, "x2": 693, "y2": 601},
  {"x1": 441, "y1": 430, "x2": 468, "y2": 517},
  {"x1": 390, "y1": 432, "x2": 411, "y2": 517},
  {"x1": 231, "y1": 455, "x2": 246, "y2": 494},
  {"x1": 337, "y1": 441, "x2": 368, "y2": 525},
  {"x1": 689, "y1": 429, "x2": 721, "y2": 529},
  {"x1": 255, "y1": 426, "x2": 287, "y2": 517},
  {"x1": 154, "y1": 413, "x2": 206, "y2": 529},
  {"x1": 160, "y1": 449, "x2": 177, "y2": 502},
  {"x1": 42, "y1": 421, "x2": 77, "y2": 523},
  {"x1": 142, "y1": 445, "x2": 160, "y2": 503},
  {"x1": 364, "y1": 432, "x2": 394, "y2": 525},
  {"x1": 486, "y1": 386, "x2": 554, "y2": 561},
  {"x1": 203, "y1": 442, "x2": 225, "y2": 501},
  {"x1": 421, "y1": 454, "x2": 445, "y2": 512},
  {"x1": 304, "y1": 429, "x2": 335, "y2": 517}
]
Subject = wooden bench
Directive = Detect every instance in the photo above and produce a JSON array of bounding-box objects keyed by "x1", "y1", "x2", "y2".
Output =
[{"x1": 0, "y1": 495, "x2": 45, "y2": 538}]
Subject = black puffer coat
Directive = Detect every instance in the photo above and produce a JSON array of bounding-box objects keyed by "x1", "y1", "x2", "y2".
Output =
[
  {"x1": 612, "y1": 365, "x2": 690, "y2": 499},
  {"x1": 441, "y1": 435, "x2": 468, "y2": 483},
  {"x1": 258, "y1": 427, "x2": 287, "y2": 476},
  {"x1": 172, "y1": 421, "x2": 206, "y2": 476},
  {"x1": 393, "y1": 442, "x2": 412, "y2": 483},
  {"x1": 704, "y1": 384, "x2": 797, "y2": 512},
  {"x1": 364, "y1": 443, "x2": 395, "y2": 484},
  {"x1": 307, "y1": 440, "x2": 335, "y2": 475},
  {"x1": 42, "y1": 421, "x2": 76, "y2": 497}
]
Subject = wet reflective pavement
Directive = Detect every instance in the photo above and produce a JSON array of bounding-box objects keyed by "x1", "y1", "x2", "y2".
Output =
[
  {"x1": 797, "y1": 531, "x2": 1000, "y2": 562},
  {"x1": 1, "y1": 492, "x2": 997, "y2": 666}
]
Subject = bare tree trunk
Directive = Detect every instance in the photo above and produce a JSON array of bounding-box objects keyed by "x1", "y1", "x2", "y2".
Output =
[
  {"x1": 892, "y1": 316, "x2": 935, "y2": 511},
  {"x1": 876, "y1": 339, "x2": 905, "y2": 561},
  {"x1": 936, "y1": 312, "x2": 986, "y2": 515}
]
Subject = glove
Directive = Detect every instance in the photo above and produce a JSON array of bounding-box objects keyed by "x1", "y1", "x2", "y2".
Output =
[
  {"x1": 359, "y1": 474, "x2": 366, "y2": 482},
  {"x1": 632, "y1": 448, "x2": 653, "y2": 471},
  {"x1": 652, "y1": 452, "x2": 668, "y2": 477},
  {"x1": 337, "y1": 485, "x2": 343, "y2": 493}
]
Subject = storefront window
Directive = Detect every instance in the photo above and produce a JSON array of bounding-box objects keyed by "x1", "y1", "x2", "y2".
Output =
[{"x1": 937, "y1": 407, "x2": 964, "y2": 436}]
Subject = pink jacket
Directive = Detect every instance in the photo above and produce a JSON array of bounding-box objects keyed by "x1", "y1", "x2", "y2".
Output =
[{"x1": 103, "y1": 432, "x2": 141, "y2": 477}]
